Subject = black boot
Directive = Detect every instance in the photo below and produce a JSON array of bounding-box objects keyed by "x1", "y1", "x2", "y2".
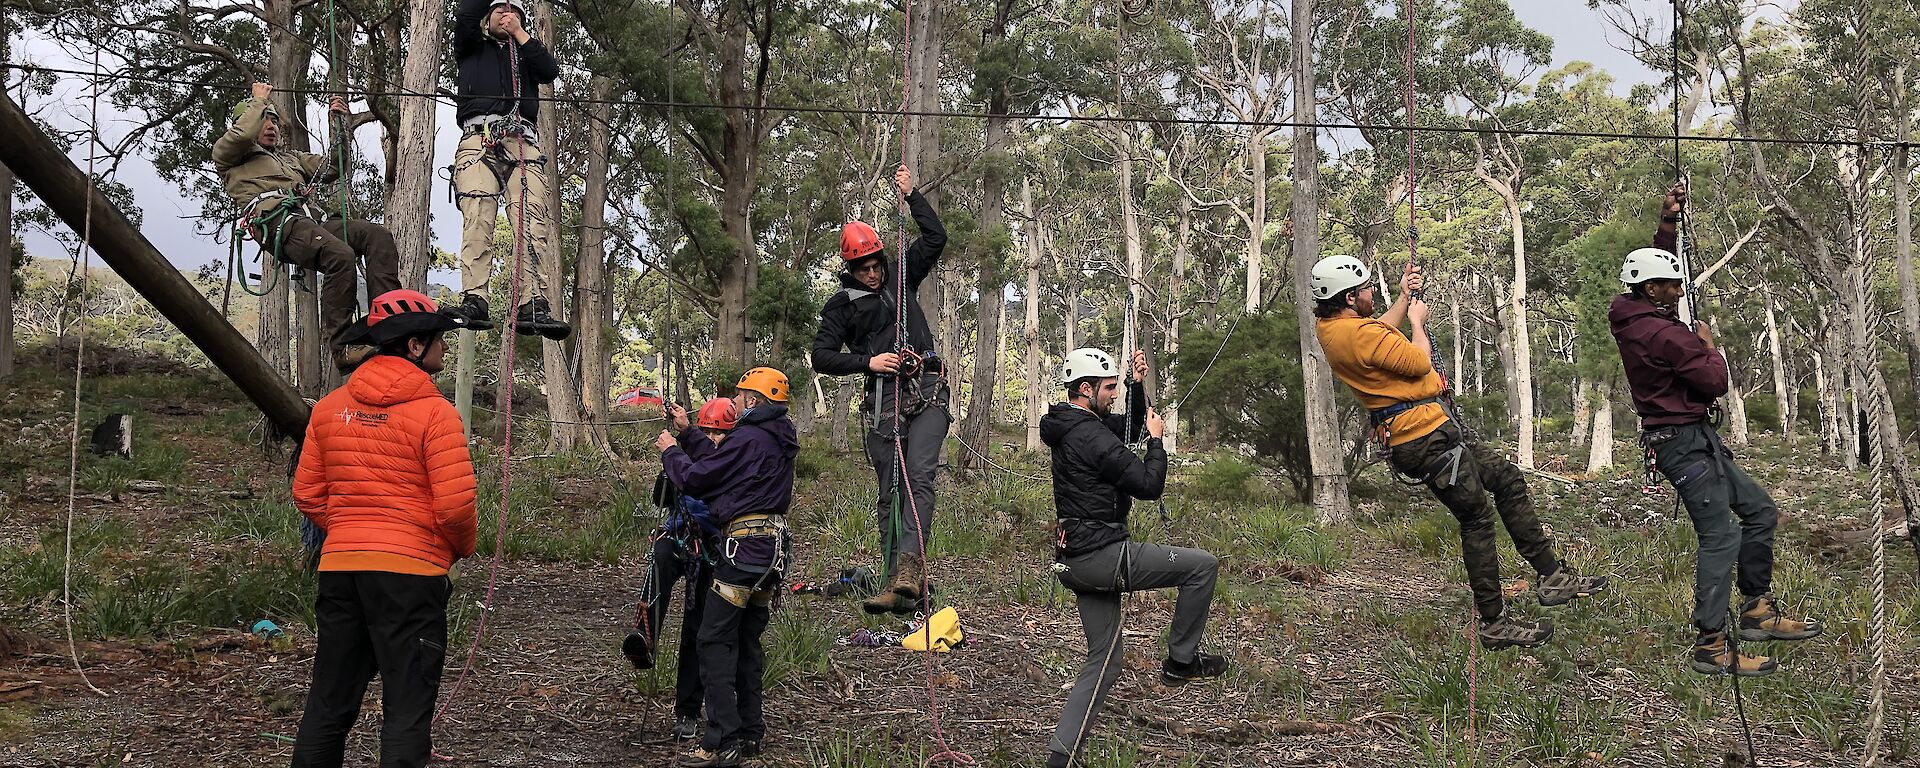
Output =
[
  {"x1": 515, "y1": 296, "x2": 572, "y2": 340},
  {"x1": 443, "y1": 292, "x2": 495, "y2": 331},
  {"x1": 1160, "y1": 652, "x2": 1229, "y2": 686},
  {"x1": 673, "y1": 715, "x2": 702, "y2": 741}
]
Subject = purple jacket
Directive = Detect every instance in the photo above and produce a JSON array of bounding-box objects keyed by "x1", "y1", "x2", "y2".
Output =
[
  {"x1": 1609, "y1": 225, "x2": 1727, "y2": 427},
  {"x1": 662, "y1": 404, "x2": 798, "y2": 527}
]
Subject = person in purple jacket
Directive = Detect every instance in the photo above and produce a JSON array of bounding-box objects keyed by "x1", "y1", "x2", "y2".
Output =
[
  {"x1": 1610, "y1": 184, "x2": 1822, "y2": 678},
  {"x1": 655, "y1": 367, "x2": 797, "y2": 768}
]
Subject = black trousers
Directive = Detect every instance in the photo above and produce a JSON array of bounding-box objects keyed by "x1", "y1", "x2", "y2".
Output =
[
  {"x1": 641, "y1": 534, "x2": 711, "y2": 718},
  {"x1": 697, "y1": 563, "x2": 776, "y2": 751},
  {"x1": 290, "y1": 571, "x2": 450, "y2": 768}
]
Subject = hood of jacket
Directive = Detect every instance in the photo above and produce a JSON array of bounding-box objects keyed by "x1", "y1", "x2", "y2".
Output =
[
  {"x1": 1040, "y1": 402, "x2": 1101, "y2": 448},
  {"x1": 1608, "y1": 293, "x2": 1673, "y2": 337},
  {"x1": 738, "y1": 403, "x2": 799, "y2": 457},
  {"x1": 349, "y1": 355, "x2": 447, "y2": 408}
]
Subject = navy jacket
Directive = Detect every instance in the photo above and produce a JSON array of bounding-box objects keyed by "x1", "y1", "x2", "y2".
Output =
[
  {"x1": 663, "y1": 405, "x2": 798, "y2": 527},
  {"x1": 1040, "y1": 401, "x2": 1166, "y2": 556},
  {"x1": 810, "y1": 191, "x2": 946, "y2": 387},
  {"x1": 453, "y1": 0, "x2": 561, "y2": 126}
]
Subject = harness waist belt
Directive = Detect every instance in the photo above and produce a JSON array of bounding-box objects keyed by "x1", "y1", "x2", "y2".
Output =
[
  {"x1": 1369, "y1": 396, "x2": 1442, "y2": 426},
  {"x1": 460, "y1": 114, "x2": 540, "y2": 145},
  {"x1": 723, "y1": 513, "x2": 785, "y2": 538}
]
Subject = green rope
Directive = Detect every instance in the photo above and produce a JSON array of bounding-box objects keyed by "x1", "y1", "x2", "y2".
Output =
[
  {"x1": 227, "y1": 197, "x2": 300, "y2": 298},
  {"x1": 325, "y1": 0, "x2": 352, "y2": 239}
]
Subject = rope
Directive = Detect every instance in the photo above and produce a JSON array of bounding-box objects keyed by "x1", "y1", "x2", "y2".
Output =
[
  {"x1": 59, "y1": 37, "x2": 108, "y2": 699},
  {"x1": 1167, "y1": 311, "x2": 1242, "y2": 412},
  {"x1": 17, "y1": 61, "x2": 1920, "y2": 151},
  {"x1": 471, "y1": 404, "x2": 662, "y2": 426},
  {"x1": 432, "y1": 31, "x2": 534, "y2": 745},
  {"x1": 324, "y1": 0, "x2": 355, "y2": 316},
  {"x1": 949, "y1": 434, "x2": 1050, "y2": 483}
]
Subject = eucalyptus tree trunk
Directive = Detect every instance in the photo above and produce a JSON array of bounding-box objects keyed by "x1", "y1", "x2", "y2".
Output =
[
  {"x1": 960, "y1": 7, "x2": 1010, "y2": 468},
  {"x1": 1571, "y1": 378, "x2": 1593, "y2": 450},
  {"x1": 1896, "y1": 64, "x2": 1920, "y2": 427},
  {"x1": 1585, "y1": 379, "x2": 1613, "y2": 473},
  {"x1": 575, "y1": 76, "x2": 616, "y2": 453},
  {"x1": 0, "y1": 13, "x2": 11, "y2": 381},
  {"x1": 390, "y1": 0, "x2": 444, "y2": 288},
  {"x1": 534, "y1": 0, "x2": 580, "y2": 451},
  {"x1": 1164, "y1": 194, "x2": 1191, "y2": 454},
  {"x1": 1290, "y1": 0, "x2": 1349, "y2": 518},
  {"x1": 832, "y1": 377, "x2": 855, "y2": 453},
  {"x1": 1022, "y1": 177, "x2": 1044, "y2": 451},
  {"x1": 256, "y1": 0, "x2": 300, "y2": 379},
  {"x1": 1764, "y1": 284, "x2": 1791, "y2": 436}
]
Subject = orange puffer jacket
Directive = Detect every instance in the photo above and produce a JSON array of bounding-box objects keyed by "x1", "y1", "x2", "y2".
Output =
[{"x1": 294, "y1": 355, "x2": 478, "y2": 575}]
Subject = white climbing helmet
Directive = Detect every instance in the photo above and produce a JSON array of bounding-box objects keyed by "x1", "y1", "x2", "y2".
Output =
[
  {"x1": 1310, "y1": 255, "x2": 1371, "y2": 301},
  {"x1": 1619, "y1": 247, "x2": 1685, "y2": 285},
  {"x1": 1059, "y1": 347, "x2": 1119, "y2": 385}
]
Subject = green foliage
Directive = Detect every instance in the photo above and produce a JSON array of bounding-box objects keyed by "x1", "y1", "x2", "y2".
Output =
[{"x1": 1172, "y1": 312, "x2": 1316, "y2": 500}]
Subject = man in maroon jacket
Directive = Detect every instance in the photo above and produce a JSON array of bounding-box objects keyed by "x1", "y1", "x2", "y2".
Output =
[{"x1": 1610, "y1": 184, "x2": 1822, "y2": 677}]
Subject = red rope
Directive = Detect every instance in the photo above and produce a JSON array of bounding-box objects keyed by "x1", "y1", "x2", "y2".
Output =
[{"x1": 431, "y1": 34, "x2": 532, "y2": 756}]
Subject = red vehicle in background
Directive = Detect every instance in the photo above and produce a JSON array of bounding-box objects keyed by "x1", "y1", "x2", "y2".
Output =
[{"x1": 613, "y1": 387, "x2": 664, "y2": 410}]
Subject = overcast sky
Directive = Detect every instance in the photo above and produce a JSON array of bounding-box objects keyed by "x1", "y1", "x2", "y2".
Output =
[{"x1": 12, "y1": 0, "x2": 1682, "y2": 272}]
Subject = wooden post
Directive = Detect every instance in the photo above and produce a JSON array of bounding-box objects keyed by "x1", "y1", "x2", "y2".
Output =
[{"x1": 0, "y1": 89, "x2": 308, "y2": 436}]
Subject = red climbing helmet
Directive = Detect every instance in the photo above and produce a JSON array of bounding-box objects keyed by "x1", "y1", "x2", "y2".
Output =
[
  {"x1": 695, "y1": 397, "x2": 739, "y2": 431},
  {"x1": 339, "y1": 289, "x2": 466, "y2": 347},
  {"x1": 840, "y1": 221, "x2": 884, "y2": 263}
]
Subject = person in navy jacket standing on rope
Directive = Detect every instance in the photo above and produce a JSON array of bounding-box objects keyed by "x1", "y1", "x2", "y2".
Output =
[
  {"x1": 810, "y1": 165, "x2": 950, "y2": 616},
  {"x1": 441, "y1": 0, "x2": 570, "y2": 340}
]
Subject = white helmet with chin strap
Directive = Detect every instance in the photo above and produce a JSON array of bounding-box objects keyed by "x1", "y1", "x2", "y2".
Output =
[
  {"x1": 1310, "y1": 255, "x2": 1372, "y2": 301},
  {"x1": 1619, "y1": 247, "x2": 1685, "y2": 285},
  {"x1": 1060, "y1": 347, "x2": 1119, "y2": 385}
]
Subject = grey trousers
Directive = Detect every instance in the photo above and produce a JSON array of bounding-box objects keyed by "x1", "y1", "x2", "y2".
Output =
[
  {"x1": 1646, "y1": 420, "x2": 1778, "y2": 632},
  {"x1": 1048, "y1": 541, "x2": 1219, "y2": 757},
  {"x1": 863, "y1": 376, "x2": 951, "y2": 565}
]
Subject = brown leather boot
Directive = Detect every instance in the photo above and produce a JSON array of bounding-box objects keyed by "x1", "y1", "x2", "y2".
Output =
[
  {"x1": 1691, "y1": 630, "x2": 1777, "y2": 677},
  {"x1": 1739, "y1": 595, "x2": 1823, "y2": 642},
  {"x1": 861, "y1": 587, "x2": 910, "y2": 615},
  {"x1": 890, "y1": 553, "x2": 926, "y2": 600}
]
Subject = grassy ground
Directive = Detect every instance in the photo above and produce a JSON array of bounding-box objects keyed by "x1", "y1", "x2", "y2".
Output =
[{"x1": 1, "y1": 342, "x2": 1915, "y2": 767}]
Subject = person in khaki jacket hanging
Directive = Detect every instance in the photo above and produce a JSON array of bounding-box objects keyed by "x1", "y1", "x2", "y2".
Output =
[
  {"x1": 440, "y1": 0, "x2": 569, "y2": 340},
  {"x1": 212, "y1": 82, "x2": 401, "y2": 372}
]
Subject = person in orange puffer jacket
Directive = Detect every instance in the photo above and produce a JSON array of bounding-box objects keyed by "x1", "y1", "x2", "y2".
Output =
[{"x1": 288, "y1": 289, "x2": 476, "y2": 768}]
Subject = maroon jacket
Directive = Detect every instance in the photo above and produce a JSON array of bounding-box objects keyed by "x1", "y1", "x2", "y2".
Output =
[{"x1": 1609, "y1": 224, "x2": 1727, "y2": 427}]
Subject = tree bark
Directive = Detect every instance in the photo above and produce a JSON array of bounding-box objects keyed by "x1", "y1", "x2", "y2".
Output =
[
  {"x1": 1490, "y1": 277, "x2": 1518, "y2": 437},
  {"x1": 1896, "y1": 63, "x2": 1920, "y2": 430},
  {"x1": 575, "y1": 75, "x2": 616, "y2": 454},
  {"x1": 534, "y1": 0, "x2": 579, "y2": 452},
  {"x1": 1164, "y1": 193, "x2": 1191, "y2": 454},
  {"x1": 831, "y1": 376, "x2": 854, "y2": 453},
  {"x1": 0, "y1": 10, "x2": 11, "y2": 382},
  {"x1": 390, "y1": 0, "x2": 444, "y2": 288},
  {"x1": 1022, "y1": 176, "x2": 1044, "y2": 451},
  {"x1": 1291, "y1": 0, "x2": 1350, "y2": 519},
  {"x1": 960, "y1": 4, "x2": 1009, "y2": 469},
  {"x1": 1585, "y1": 378, "x2": 1613, "y2": 473},
  {"x1": 1501, "y1": 194, "x2": 1534, "y2": 467},
  {"x1": 905, "y1": 0, "x2": 943, "y2": 327},
  {"x1": 257, "y1": 0, "x2": 300, "y2": 379},
  {"x1": 1571, "y1": 378, "x2": 1593, "y2": 450},
  {"x1": 1245, "y1": 131, "x2": 1266, "y2": 313},
  {"x1": 1763, "y1": 284, "x2": 1790, "y2": 436}
]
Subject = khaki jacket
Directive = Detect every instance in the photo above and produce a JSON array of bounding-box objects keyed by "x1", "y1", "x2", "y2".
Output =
[{"x1": 211, "y1": 98, "x2": 339, "y2": 214}]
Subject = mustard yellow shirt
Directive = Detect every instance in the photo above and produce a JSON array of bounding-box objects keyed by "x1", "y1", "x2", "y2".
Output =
[{"x1": 1316, "y1": 316, "x2": 1448, "y2": 445}]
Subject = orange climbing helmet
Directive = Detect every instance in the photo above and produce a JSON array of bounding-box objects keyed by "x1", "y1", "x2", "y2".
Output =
[
  {"x1": 736, "y1": 367, "x2": 789, "y2": 403},
  {"x1": 339, "y1": 289, "x2": 465, "y2": 347},
  {"x1": 696, "y1": 397, "x2": 739, "y2": 431},
  {"x1": 840, "y1": 221, "x2": 884, "y2": 263}
]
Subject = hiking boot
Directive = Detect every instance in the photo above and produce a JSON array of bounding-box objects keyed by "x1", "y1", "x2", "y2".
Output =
[
  {"x1": 890, "y1": 553, "x2": 927, "y2": 601},
  {"x1": 443, "y1": 292, "x2": 494, "y2": 331},
  {"x1": 330, "y1": 345, "x2": 374, "y2": 374},
  {"x1": 739, "y1": 740, "x2": 761, "y2": 758},
  {"x1": 860, "y1": 588, "x2": 913, "y2": 615},
  {"x1": 1537, "y1": 565, "x2": 1609, "y2": 607},
  {"x1": 677, "y1": 744, "x2": 743, "y2": 768},
  {"x1": 1738, "y1": 595, "x2": 1823, "y2": 642},
  {"x1": 1692, "y1": 630, "x2": 1777, "y2": 677},
  {"x1": 514, "y1": 296, "x2": 572, "y2": 340},
  {"x1": 672, "y1": 715, "x2": 702, "y2": 741},
  {"x1": 1477, "y1": 613, "x2": 1555, "y2": 650},
  {"x1": 1160, "y1": 652, "x2": 1229, "y2": 686}
]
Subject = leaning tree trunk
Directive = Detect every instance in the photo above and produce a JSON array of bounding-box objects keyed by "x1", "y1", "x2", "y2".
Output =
[
  {"x1": 574, "y1": 75, "x2": 616, "y2": 453},
  {"x1": 1290, "y1": 0, "x2": 1350, "y2": 519},
  {"x1": 1586, "y1": 378, "x2": 1613, "y2": 473},
  {"x1": 389, "y1": 0, "x2": 443, "y2": 288},
  {"x1": 534, "y1": 0, "x2": 580, "y2": 452},
  {"x1": 1022, "y1": 176, "x2": 1044, "y2": 451}
]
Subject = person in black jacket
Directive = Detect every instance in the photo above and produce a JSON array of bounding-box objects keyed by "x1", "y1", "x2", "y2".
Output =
[
  {"x1": 810, "y1": 165, "x2": 950, "y2": 615},
  {"x1": 442, "y1": 0, "x2": 569, "y2": 340},
  {"x1": 1039, "y1": 347, "x2": 1225, "y2": 768}
]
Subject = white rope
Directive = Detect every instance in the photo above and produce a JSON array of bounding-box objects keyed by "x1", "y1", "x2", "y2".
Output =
[
  {"x1": 60, "y1": 39, "x2": 108, "y2": 698},
  {"x1": 1861, "y1": 383, "x2": 1891, "y2": 768}
]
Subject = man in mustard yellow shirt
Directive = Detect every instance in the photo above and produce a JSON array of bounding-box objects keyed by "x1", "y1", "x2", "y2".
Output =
[{"x1": 1311, "y1": 255, "x2": 1606, "y2": 649}]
